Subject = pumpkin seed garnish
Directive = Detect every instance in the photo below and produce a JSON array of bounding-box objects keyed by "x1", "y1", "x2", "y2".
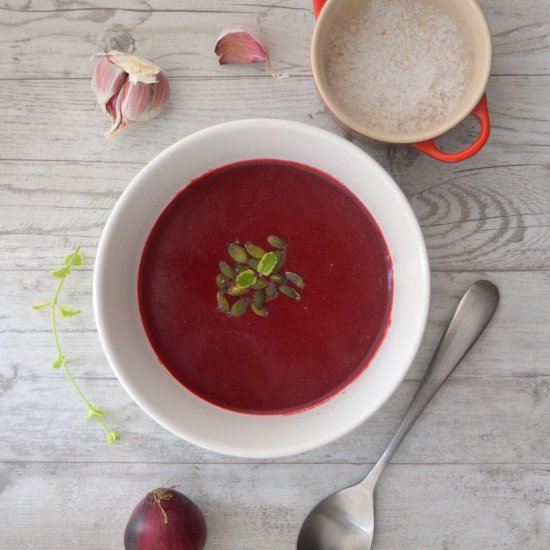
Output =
[
  {"x1": 217, "y1": 291, "x2": 230, "y2": 314},
  {"x1": 219, "y1": 261, "x2": 235, "y2": 280},
  {"x1": 279, "y1": 284, "x2": 300, "y2": 300},
  {"x1": 285, "y1": 271, "x2": 305, "y2": 289},
  {"x1": 228, "y1": 243, "x2": 248, "y2": 263},
  {"x1": 216, "y1": 275, "x2": 228, "y2": 292},
  {"x1": 231, "y1": 298, "x2": 249, "y2": 318},
  {"x1": 253, "y1": 289, "x2": 265, "y2": 308},
  {"x1": 227, "y1": 285, "x2": 248, "y2": 297},
  {"x1": 215, "y1": 235, "x2": 303, "y2": 318},
  {"x1": 248, "y1": 258, "x2": 260, "y2": 271},
  {"x1": 245, "y1": 242, "x2": 266, "y2": 260},
  {"x1": 251, "y1": 279, "x2": 268, "y2": 290},
  {"x1": 236, "y1": 269, "x2": 257, "y2": 289},
  {"x1": 265, "y1": 285, "x2": 277, "y2": 298},
  {"x1": 257, "y1": 251, "x2": 278, "y2": 276},
  {"x1": 267, "y1": 235, "x2": 287, "y2": 249},
  {"x1": 251, "y1": 304, "x2": 268, "y2": 317}
]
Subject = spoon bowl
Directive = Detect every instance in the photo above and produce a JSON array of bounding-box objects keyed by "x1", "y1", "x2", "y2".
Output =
[{"x1": 297, "y1": 281, "x2": 499, "y2": 550}]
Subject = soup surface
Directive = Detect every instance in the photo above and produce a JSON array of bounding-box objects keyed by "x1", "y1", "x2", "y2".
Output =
[{"x1": 139, "y1": 159, "x2": 392, "y2": 413}]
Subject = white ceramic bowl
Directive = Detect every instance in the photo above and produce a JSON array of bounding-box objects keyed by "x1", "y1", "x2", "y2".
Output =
[{"x1": 94, "y1": 119, "x2": 430, "y2": 458}]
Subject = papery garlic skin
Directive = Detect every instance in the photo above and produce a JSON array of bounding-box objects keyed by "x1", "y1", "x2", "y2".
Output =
[
  {"x1": 91, "y1": 50, "x2": 170, "y2": 139},
  {"x1": 214, "y1": 26, "x2": 288, "y2": 79}
]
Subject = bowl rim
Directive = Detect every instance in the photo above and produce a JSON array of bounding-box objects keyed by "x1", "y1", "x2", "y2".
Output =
[
  {"x1": 311, "y1": 0, "x2": 493, "y2": 144},
  {"x1": 93, "y1": 119, "x2": 430, "y2": 457}
]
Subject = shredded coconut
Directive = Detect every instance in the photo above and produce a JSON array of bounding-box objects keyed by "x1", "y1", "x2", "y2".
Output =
[{"x1": 325, "y1": 0, "x2": 468, "y2": 135}]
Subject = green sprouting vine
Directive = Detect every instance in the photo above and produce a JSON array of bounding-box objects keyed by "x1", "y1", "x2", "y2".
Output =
[{"x1": 33, "y1": 247, "x2": 119, "y2": 444}]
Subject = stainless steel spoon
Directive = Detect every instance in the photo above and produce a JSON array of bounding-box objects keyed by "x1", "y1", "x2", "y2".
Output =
[{"x1": 297, "y1": 280, "x2": 500, "y2": 550}]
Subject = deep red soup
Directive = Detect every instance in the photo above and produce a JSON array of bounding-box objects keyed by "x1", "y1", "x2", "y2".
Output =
[{"x1": 139, "y1": 159, "x2": 392, "y2": 414}]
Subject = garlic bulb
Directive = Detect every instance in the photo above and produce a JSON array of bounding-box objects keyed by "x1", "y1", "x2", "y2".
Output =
[
  {"x1": 215, "y1": 26, "x2": 288, "y2": 79},
  {"x1": 91, "y1": 51, "x2": 170, "y2": 139}
]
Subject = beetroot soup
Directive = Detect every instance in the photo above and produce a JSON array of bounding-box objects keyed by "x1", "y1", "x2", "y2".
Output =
[{"x1": 138, "y1": 159, "x2": 392, "y2": 414}]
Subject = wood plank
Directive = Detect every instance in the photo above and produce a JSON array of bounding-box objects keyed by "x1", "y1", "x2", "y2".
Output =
[
  {"x1": 1, "y1": 159, "x2": 549, "y2": 271},
  {"x1": 1, "y1": 0, "x2": 548, "y2": 79},
  {"x1": 5, "y1": 270, "x2": 548, "y2": 377},
  {"x1": 0, "y1": 461, "x2": 548, "y2": 549},
  {"x1": 2, "y1": 265, "x2": 550, "y2": 465},
  {"x1": 1, "y1": 75, "x2": 549, "y2": 166}
]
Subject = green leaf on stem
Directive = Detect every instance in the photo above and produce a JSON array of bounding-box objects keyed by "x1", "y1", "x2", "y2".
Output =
[
  {"x1": 32, "y1": 302, "x2": 51, "y2": 310},
  {"x1": 58, "y1": 305, "x2": 81, "y2": 318},
  {"x1": 52, "y1": 355, "x2": 67, "y2": 369},
  {"x1": 107, "y1": 431, "x2": 120, "y2": 444},
  {"x1": 51, "y1": 266, "x2": 72, "y2": 279}
]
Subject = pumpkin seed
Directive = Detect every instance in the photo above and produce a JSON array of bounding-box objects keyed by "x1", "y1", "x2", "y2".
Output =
[
  {"x1": 274, "y1": 250, "x2": 286, "y2": 270},
  {"x1": 279, "y1": 284, "x2": 300, "y2": 300},
  {"x1": 228, "y1": 243, "x2": 248, "y2": 263},
  {"x1": 219, "y1": 261, "x2": 235, "y2": 280},
  {"x1": 216, "y1": 291, "x2": 230, "y2": 313},
  {"x1": 245, "y1": 242, "x2": 266, "y2": 260},
  {"x1": 253, "y1": 289, "x2": 265, "y2": 308},
  {"x1": 231, "y1": 298, "x2": 249, "y2": 318},
  {"x1": 285, "y1": 271, "x2": 305, "y2": 289},
  {"x1": 251, "y1": 279, "x2": 268, "y2": 290},
  {"x1": 216, "y1": 274, "x2": 228, "y2": 291},
  {"x1": 227, "y1": 285, "x2": 248, "y2": 297},
  {"x1": 251, "y1": 304, "x2": 268, "y2": 317},
  {"x1": 265, "y1": 285, "x2": 277, "y2": 298},
  {"x1": 267, "y1": 235, "x2": 287, "y2": 249},
  {"x1": 248, "y1": 258, "x2": 260, "y2": 271},
  {"x1": 270, "y1": 274, "x2": 284, "y2": 284}
]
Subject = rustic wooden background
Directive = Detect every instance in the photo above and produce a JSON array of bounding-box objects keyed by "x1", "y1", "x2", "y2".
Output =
[{"x1": 1, "y1": 1, "x2": 549, "y2": 548}]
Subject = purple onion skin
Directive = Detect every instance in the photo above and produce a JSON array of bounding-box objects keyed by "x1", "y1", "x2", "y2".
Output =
[{"x1": 124, "y1": 489, "x2": 207, "y2": 550}]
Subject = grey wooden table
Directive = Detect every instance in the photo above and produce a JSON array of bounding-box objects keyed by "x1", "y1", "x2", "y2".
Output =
[{"x1": 1, "y1": 1, "x2": 549, "y2": 548}]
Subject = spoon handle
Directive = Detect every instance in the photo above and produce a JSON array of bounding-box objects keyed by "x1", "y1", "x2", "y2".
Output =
[{"x1": 364, "y1": 280, "x2": 500, "y2": 486}]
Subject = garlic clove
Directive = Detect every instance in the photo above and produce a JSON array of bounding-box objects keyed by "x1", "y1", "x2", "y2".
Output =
[
  {"x1": 92, "y1": 50, "x2": 170, "y2": 139},
  {"x1": 91, "y1": 57, "x2": 127, "y2": 114},
  {"x1": 104, "y1": 73, "x2": 170, "y2": 139},
  {"x1": 215, "y1": 26, "x2": 288, "y2": 79},
  {"x1": 121, "y1": 73, "x2": 170, "y2": 123},
  {"x1": 215, "y1": 26, "x2": 268, "y2": 65}
]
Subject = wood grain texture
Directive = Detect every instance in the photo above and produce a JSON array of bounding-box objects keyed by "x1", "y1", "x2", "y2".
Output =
[
  {"x1": 1, "y1": 462, "x2": 548, "y2": 550},
  {"x1": 1, "y1": 0, "x2": 550, "y2": 548}
]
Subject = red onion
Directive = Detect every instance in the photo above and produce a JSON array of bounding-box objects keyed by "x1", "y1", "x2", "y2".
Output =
[{"x1": 124, "y1": 487, "x2": 207, "y2": 550}]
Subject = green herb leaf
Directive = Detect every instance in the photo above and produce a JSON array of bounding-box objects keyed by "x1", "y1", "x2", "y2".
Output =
[
  {"x1": 267, "y1": 235, "x2": 287, "y2": 249},
  {"x1": 32, "y1": 302, "x2": 51, "y2": 310},
  {"x1": 285, "y1": 271, "x2": 305, "y2": 289},
  {"x1": 58, "y1": 305, "x2": 81, "y2": 318},
  {"x1": 65, "y1": 249, "x2": 84, "y2": 268},
  {"x1": 236, "y1": 269, "x2": 258, "y2": 289},
  {"x1": 51, "y1": 266, "x2": 72, "y2": 279},
  {"x1": 257, "y1": 252, "x2": 278, "y2": 276},
  {"x1": 231, "y1": 298, "x2": 249, "y2": 318},
  {"x1": 52, "y1": 355, "x2": 67, "y2": 369},
  {"x1": 245, "y1": 242, "x2": 267, "y2": 260},
  {"x1": 34, "y1": 246, "x2": 118, "y2": 443},
  {"x1": 228, "y1": 243, "x2": 248, "y2": 263}
]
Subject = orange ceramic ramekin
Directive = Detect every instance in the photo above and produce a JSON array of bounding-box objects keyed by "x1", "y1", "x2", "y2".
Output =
[{"x1": 311, "y1": 0, "x2": 492, "y2": 163}]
